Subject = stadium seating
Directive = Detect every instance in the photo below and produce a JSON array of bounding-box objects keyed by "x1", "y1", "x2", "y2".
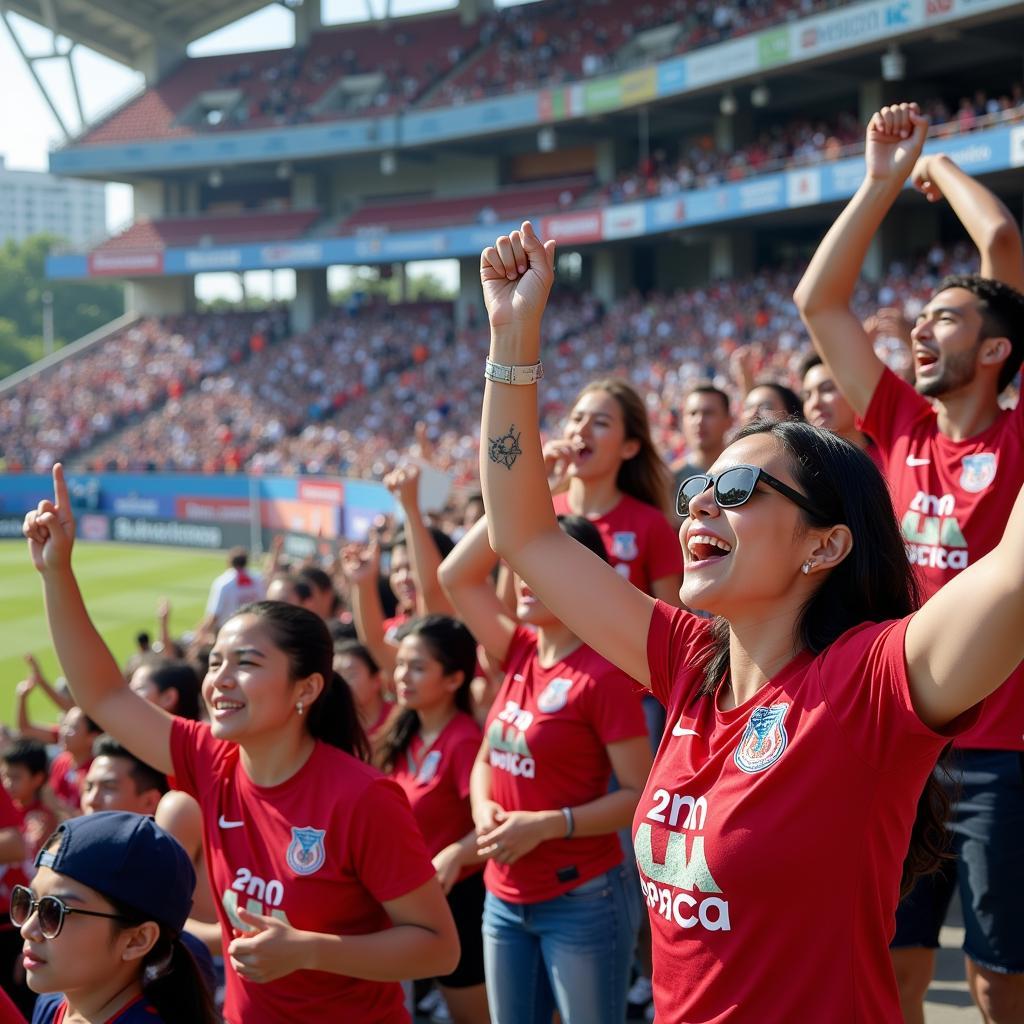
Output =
[
  {"x1": 0, "y1": 311, "x2": 287, "y2": 474},
  {"x1": 93, "y1": 210, "x2": 323, "y2": 255},
  {"x1": 333, "y1": 177, "x2": 592, "y2": 234},
  {"x1": 16, "y1": 241, "x2": 981, "y2": 484}
]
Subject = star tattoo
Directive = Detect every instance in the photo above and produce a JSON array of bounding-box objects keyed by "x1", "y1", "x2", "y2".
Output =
[{"x1": 488, "y1": 425, "x2": 523, "y2": 470}]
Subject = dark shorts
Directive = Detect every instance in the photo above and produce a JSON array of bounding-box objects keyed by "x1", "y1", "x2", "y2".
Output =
[
  {"x1": 437, "y1": 870, "x2": 486, "y2": 990},
  {"x1": 891, "y1": 749, "x2": 1024, "y2": 973}
]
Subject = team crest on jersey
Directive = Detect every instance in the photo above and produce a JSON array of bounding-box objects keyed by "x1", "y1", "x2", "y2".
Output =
[
  {"x1": 416, "y1": 749, "x2": 442, "y2": 785},
  {"x1": 286, "y1": 826, "x2": 327, "y2": 876},
  {"x1": 959, "y1": 453, "x2": 996, "y2": 493},
  {"x1": 734, "y1": 703, "x2": 790, "y2": 774},
  {"x1": 537, "y1": 677, "x2": 573, "y2": 714},
  {"x1": 610, "y1": 531, "x2": 639, "y2": 561}
]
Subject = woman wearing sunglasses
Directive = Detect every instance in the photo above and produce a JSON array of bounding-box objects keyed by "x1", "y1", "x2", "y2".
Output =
[
  {"x1": 22, "y1": 471, "x2": 460, "y2": 1024},
  {"x1": 475, "y1": 222, "x2": 1024, "y2": 1023},
  {"x1": 14, "y1": 811, "x2": 217, "y2": 1023}
]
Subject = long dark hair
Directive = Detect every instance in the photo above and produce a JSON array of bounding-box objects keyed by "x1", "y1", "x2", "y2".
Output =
[
  {"x1": 379, "y1": 615, "x2": 477, "y2": 773},
  {"x1": 234, "y1": 601, "x2": 369, "y2": 762},
  {"x1": 696, "y1": 420, "x2": 948, "y2": 894},
  {"x1": 108, "y1": 897, "x2": 218, "y2": 1024},
  {"x1": 575, "y1": 378, "x2": 672, "y2": 511}
]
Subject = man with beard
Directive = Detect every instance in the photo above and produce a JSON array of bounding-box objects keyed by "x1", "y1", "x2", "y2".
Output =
[{"x1": 795, "y1": 102, "x2": 1024, "y2": 1024}]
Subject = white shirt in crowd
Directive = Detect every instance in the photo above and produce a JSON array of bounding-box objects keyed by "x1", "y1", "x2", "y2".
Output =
[{"x1": 205, "y1": 567, "x2": 265, "y2": 626}]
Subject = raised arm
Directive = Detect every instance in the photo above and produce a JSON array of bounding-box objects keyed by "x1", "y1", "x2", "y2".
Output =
[
  {"x1": 385, "y1": 464, "x2": 455, "y2": 616},
  {"x1": 479, "y1": 222, "x2": 655, "y2": 687},
  {"x1": 904, "y1": 479, "x2": 1024, "y2": 728},
  {"x1": 14, "y1": 680, "x2": 60, "y2": 745},
  {"x1": 438, "y1": 515, "x2": 517, "y2": 665},
  {"x1": 24, "y1": 654, "x2": 74, "y2": 712},
  {"x1": 912, "y1": 153, "x2": 1024, "y2": 291},
  {"x1": 340, "y1": 542, "x2": 397, "y2": 677},
  {"x1": 22, "y1": 465, "x2": 174, "y2": 776},
  {"x1": 794, "y1": 103, "x2": 929, "y2": 417}
]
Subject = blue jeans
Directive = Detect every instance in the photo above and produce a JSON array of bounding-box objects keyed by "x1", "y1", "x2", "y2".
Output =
[{"x1": 482, "y1": 865, "x2": 640, "y2": 1024}]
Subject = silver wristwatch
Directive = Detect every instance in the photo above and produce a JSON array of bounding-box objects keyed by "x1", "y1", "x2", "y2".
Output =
[{"x1": 484, "y1": 358, "x2": 545, "y2": 385}]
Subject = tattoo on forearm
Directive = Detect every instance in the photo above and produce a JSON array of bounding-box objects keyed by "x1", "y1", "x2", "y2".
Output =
[{"x1": 488, "y1": 425, "x2": 523, "y2": 470}]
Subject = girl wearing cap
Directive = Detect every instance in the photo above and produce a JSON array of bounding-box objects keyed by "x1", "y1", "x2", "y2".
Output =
[
  {"x1": 473, "y1": 222, "x2": 1024, "y2": 1022},
  {"x1": 23, "y1": 472, "x2": 459, "y2": 1024},
  {"x1": 14, "y1": 810, "x2": 217, "y2": 1023}
]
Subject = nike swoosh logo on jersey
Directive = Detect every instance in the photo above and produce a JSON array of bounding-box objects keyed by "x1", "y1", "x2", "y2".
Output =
[
  {"x1": 218, "y1": 815, "x2": 244, "y2": 829},
  {"x1": 906, "y1": 456, "x2": 931, "y2": 466},
  {"x1": 671, "y1": 721, "x2": 700, "y2": 737},
  {"x1": 513, "y1": 674, "x2": 525, "y2": 682}
]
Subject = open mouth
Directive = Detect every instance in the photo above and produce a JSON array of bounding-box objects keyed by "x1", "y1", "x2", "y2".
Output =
[
  {"x1": 915, "y1": 349, "x2": 939, "y2": 372},
  {"x1": 686, "y1": 533, "x2": 733, "y2": 564}
]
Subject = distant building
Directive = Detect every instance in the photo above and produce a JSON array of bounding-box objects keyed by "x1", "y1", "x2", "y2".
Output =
[{"x1": 0, "y1": 157, "x2": 106, "y2": 248}]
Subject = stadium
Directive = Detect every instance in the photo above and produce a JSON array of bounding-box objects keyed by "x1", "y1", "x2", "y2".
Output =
[{"x1": 1, "y1": 0, "x2": 1023, "y2": 1021}]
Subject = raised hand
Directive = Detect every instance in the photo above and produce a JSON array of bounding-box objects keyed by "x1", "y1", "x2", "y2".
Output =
[
  {"x1": 865, "y1": 102, "x2": 929, "y2": 186},
  {"x1": 542, "y1": 438, "x2": 580, "y2": 495},
  {"x1": 23, "y1": 464, "x2": 75, "y2": 574},
  {"x1": 480, "y1": 220, "x2": 557, "y2": 332},
  {"x1": 340, "y1": 541, "x2": 380, "y2": 587},
  {"x1": 910, "y1": 153, "x2": 943, "y2": 202},
  {"x1": 384, "y1": 463, "x2": 421, "y2": 510}
]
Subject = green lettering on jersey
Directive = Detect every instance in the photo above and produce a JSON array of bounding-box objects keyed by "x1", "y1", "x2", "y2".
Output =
[{"x1": 633, "y1": 823, "x2": 721, "y2": 893}]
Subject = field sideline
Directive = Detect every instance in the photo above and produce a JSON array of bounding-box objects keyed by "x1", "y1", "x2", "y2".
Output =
[{"x1": 0, "y1": 541, "x2": 226, "y2": 727}]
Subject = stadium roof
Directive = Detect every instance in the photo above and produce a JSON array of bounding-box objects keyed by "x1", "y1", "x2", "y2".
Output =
[{"x1": 5, "y1": 0, "x2": 285, "y2": 66}]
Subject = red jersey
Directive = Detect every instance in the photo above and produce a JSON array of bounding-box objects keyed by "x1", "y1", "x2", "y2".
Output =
[
  {"x1": 390, "y1": 711, "x2": 482, "y2": 883},
  {"x1": 485, "y1": 627, "x2": 647, "y2": 903},
  {"x1": 639, "y1": 602, "x2": 980, "y2": 1023},
  {"x1": 17, "y1": 798, "x2": 58, "y2": 869},
  {"x1": 170, "y1": 718, "x2": 437, "y2": 1024},
  {"x1": 48, "y1": 752, "x2": 90, "y2": 812},
  {"x1": 552, "y1": 493, "x2": 682, "y2": 594},
  {"x1": 860, "y1": 368, "x2": 1024, "y2": 749},
  {"x1": 0, "y1": 787, "x2": 28, "y2": 935}
]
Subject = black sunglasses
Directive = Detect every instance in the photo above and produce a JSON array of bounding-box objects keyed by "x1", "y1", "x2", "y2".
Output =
[
  {"x1": 10, "y1": 884, "x2": 129, "y2": 939},
  {"x1": 676, "y1": 465, "x2": 825, "y2": 520}
]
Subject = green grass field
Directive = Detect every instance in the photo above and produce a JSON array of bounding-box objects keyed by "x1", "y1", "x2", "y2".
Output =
[{"x1": 0, "y1": 541, "x2": 226, "y2": 727}]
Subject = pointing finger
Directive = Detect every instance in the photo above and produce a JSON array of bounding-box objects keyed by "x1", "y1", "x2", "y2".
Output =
[{"x1": 53, "y1": 464, "x2": 69, "y2": 510}]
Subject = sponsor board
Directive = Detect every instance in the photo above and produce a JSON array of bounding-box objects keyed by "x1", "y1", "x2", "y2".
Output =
[
  {"x1": 175, "y1": 498, "x2": 252, "y2": 523},
  {"x1": 183, "y1": 248, "x2": 243, "y2": 271},
  {"x1": 88, "y1": 250, "x2": 163, "y2": 276},
  {"x1": 786, "y1": 168, "x2": 822, "y2": 207},
  {"x1": 261, "y1": 499, "x2": 341, "y2": 539},
  {"x1": 112, "y1": 496, "x2": 161, "y2": 517},
  {"x1": 541, "y1": 211, "x2": 603, "y2": 244},
  {"x1": 655, "y1": 58, "x2": 687, "y2": 95},
  {"x1": 1012, "y1": 127, "x2": 1024, "y2": 167},
  {"x1": 260, "y1": 242, "x2": 324, "y2": 266},
  {"x1": 78, "y1": 514, "x2": 111, "y2": 542},
  {"x1": 0, "y1": 516, "x2": 26, "y2": 538},
  {"x1": 757, "y1": 27, "x2": 791, "y2": 67},
  {"x1": 686, "y1": 37, "x2": 757, "y2": 87},
  {"x1": 298, "y1": 480, "x2": 344, "y2": 504},
  {"x1": 602, "y1": 203, "x2": 645, "y2": 240},
  {"x1": 110, "y1": 516, "x2": 249, "y2": 549}
]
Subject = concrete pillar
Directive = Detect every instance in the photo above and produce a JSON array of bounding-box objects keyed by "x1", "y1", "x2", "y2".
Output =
[
  {"x1": 293, "y1": 268, "x2": 329, "y2": 333},
  {"x1": 595, "y1": 138, "x2": 617, "y2": 186},
  {"x1": 591, "y1": 248, "x2": 617, "y2": 307},
  {"x1": 714, "y1": 114, "x2": 735, "y2": 153},
  {"x1": 137, "y1": 37, "x2": 187, "y2": 85},
  {"x1": 132, "y1": 181, "x2": 166, "y2": 220},
  {"x1": 126, "y1": 277, "x2": 194, "y2": 316},
  {"x1": 710, "y1": 233, "x2": 734, "y2": 279},
  {"x1": 294, "y1": 0, "x2": 323, "y2": 46},
  {"x1": 292, "y1": 171, "x2": 319, "y2": 210},
  {"x1": 456, "y1": 256, "x2": 485, "y2": 330},
  {"x1": 394, "y1": 263, "x2": 407, "y2": 303},
  {"x1": 859, "y1": 80, "x2": 884, "y2": 123}
]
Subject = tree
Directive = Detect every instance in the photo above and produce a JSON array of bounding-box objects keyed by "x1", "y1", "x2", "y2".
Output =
[{"x1": 0, "y1": 235, "x2": 124, "y2": 378}]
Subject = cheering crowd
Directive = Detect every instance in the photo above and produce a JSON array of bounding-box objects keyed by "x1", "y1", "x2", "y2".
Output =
[{"x1": 3, "y1": 103, "x2": 1024, "y2": 1024}]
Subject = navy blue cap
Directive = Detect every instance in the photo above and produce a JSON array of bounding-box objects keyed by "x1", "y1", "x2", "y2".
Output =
[{"x1": 35, "y1": 811, "x2": 195, "y2": 933}]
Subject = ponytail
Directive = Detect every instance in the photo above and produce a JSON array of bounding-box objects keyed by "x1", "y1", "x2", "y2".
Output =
[
  {"x1": 234, "y1": 601, "x2": 369, "y2": 761},
  {"x1": 142, "y1": 934, "x2": 219, "y2": 1024}
]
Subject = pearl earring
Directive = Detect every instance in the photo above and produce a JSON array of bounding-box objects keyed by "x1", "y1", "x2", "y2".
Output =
[
  {"x1": 296, "y1": 702, "x2": 304, "y2": 716},
  {"x1": 801, "y1": 561, "x2": 812, "y2": 575}
]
